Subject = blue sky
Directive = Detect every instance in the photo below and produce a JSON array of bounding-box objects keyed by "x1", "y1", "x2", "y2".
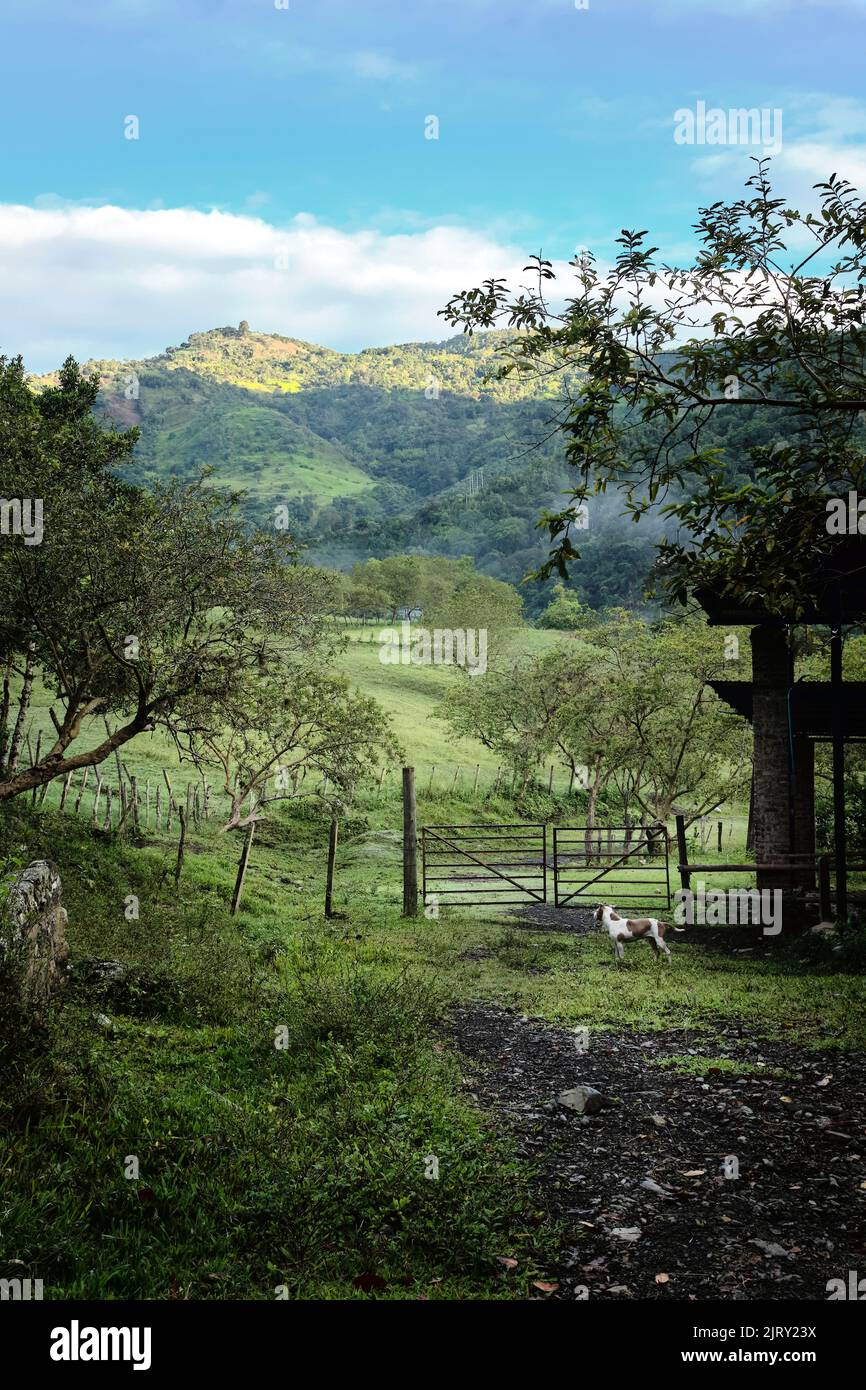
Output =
[{"x1": 2, "y1": 0, "x2": 866, "y2": 369}]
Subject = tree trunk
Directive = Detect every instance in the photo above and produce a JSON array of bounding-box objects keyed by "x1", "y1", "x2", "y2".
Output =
[
  {"x1": 0, "y1": 654, "x2": 12, "y2": 775},
  {"x1": 6, "y1": 645, "x2": 35, "y2": 777},
  {"x1": 584, "y1": 775, "x2": 601, "y2": 864}
]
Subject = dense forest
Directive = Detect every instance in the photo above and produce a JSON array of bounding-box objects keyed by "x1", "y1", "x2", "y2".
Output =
[{"x1": 34, "y1": 323, "x2": 795, "y2": 617}]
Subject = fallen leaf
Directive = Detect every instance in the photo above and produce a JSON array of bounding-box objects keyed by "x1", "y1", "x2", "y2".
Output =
[
  {"x1": 641, "y1": 1177, "x2": 675, "y2": 1199},
  {"x1": 532, "y1": 1280, "x2": 559, "y2": 1294},
  {"x1": 655, "y1": 1273, "x2": 670, "y2": 1284},
  {"x1": 496, "y1": 1257, "x2": 518, "y2": 1269}
]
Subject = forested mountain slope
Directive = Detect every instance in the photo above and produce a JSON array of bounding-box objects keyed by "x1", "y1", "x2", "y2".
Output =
[{"x1": 33, "y1": 322, "x2": 785, "y2": 615}]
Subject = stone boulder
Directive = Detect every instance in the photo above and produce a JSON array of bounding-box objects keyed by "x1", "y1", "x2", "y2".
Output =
[
  {"x1": 557, "y1": 1084, "x2": 610, "y2": 1115},
  {"x1": 0, "y1": 859, "x2": 69, "y2": 1016}
]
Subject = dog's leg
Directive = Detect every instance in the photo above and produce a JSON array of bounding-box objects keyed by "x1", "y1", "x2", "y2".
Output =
[
  {"x1": 653, "y1": 931, "x2": 671, "y2": 961},
  {"x1": 614, "y1": 938, "x2": 625, "y2": 963}
]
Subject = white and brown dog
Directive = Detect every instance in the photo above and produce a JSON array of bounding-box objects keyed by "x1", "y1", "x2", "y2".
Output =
[{"x1": 594, "y1": 903, "x2": 684, "y2": 962}]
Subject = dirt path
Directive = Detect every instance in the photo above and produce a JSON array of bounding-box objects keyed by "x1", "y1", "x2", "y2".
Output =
[{"x1": 450, "y1": 1003, "x2": 866, "y2": 1300}]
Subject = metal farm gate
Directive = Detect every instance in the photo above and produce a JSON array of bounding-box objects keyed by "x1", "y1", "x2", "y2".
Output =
[
  {"x1": 421, "y1": 823, "x2": 547, "y2": 908},
  {"x1": 420, "y1": 822, "x2": 671, "y2": 913},
  {"x1": 552, "y1": 825, "x2": 671, "y2": 911}
]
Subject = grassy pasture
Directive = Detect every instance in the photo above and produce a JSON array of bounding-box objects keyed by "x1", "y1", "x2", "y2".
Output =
[{"x1": 3, "y1": 626, "x2": 865, "y2": 1300}]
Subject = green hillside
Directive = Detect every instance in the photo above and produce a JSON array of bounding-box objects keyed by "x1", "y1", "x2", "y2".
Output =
[{"x1": 32, "y1": 323, "x2": 667, "y2": 614}]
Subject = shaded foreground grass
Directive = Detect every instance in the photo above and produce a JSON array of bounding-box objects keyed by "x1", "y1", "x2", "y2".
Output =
[{"x1": 0, "y1": 801, "x2": 556, "y2": 1300}]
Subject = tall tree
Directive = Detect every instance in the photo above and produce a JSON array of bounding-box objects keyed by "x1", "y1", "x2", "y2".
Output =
[
  {"x1": 439, "y1": 160, "x2": 866, "y2": 895},
  {"x1": 0, "y1": 356, "x2": 391, "y2": 803}
]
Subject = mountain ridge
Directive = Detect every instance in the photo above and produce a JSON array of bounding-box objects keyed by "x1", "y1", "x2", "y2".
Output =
[{"x1": 30, "y1": 322, "x2": 662, "y2": 616}]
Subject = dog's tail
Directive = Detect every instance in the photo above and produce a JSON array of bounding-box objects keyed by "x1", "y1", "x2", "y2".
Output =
[{"x1": 660, "y1": 920, "x2": 686, "y2": 934}]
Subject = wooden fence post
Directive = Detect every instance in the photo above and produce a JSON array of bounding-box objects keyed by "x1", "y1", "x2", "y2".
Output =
[
  {"x1": 818, "y1": 854, "x2": 833, "y2": 921},
  {"x1": 717, "y1": 820, "x2": 723, "y2": 853},
  {"x1": 675, "y1": 813, "x2": 691, "y2": 892},
  {"x1": 231, "y1": 820, "x2": 256, "y2": 916},
  {"x1": 325, "y1": 817, "x2": 339, "y2": 918},
  {"x1": 59, "y1": 770, "x2": 73, "y2": 812},
  {"x1": 402, "y1": 766, "x2": 418, "y2": 918},
  {"x1": 175, "y1": 807, "x2": 188, "y2": 885},
  {"x1": 473, "y1": 764, "x2": 480, "y2": 796},
  {"x1": 163, "y1": 771, "x2": 174, "y2": 832},
  {"x1": 548, "y1": 765, "x2": 554, "y2": 793},
  {"x1": 116, "y1": 788, "x2": 134, "y2": 834},
  {"x1": 74, "y1": 767, "x2": 89, "y2": 815}
]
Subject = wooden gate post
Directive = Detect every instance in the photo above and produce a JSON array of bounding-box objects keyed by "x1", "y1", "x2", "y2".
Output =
[
  {"x1": 402, "y1": 766, "x2": 418, "y2": 917},
  {"x1": 675, "y1": 813, "x2": 691, "y2": 892},
  {"x1": 231, "y1": 820, "x2": 256, "y2": 916}
]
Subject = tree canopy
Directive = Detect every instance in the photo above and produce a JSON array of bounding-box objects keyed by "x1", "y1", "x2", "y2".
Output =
[{"x1": 440, "y1": 160, "x2": 866, "y2": 616}]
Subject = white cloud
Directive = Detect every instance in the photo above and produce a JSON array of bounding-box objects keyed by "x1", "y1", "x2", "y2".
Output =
[
  {"x1": 350, "y1": 50, "x2": 417, "y2": 82},
  {"x1": 679, "y1": 94, "x2": 866, "y2": 227},
  {"x1": 0, "y1": 203, "x2": 549, "y2": 371}
]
